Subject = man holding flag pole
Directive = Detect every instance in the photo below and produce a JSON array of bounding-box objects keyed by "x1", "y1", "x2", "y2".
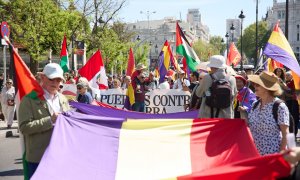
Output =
[{"x1": 4, "y1": 35, "x2": 71, "y2": 179}]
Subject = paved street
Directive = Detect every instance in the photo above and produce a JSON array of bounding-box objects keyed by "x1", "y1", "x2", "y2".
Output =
[{"x1": 0, "y1": 120, "x2": 23, "y2": 180}]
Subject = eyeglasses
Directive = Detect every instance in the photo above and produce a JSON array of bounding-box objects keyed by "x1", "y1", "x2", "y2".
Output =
[
  {"x1": 6, "y1": 82, "x2": 12, "y2": 84},
  {"x1": 77, "y1": 87, "x2": 82, "y2": 90},
  {"x1": 59, "y1": 85, "x2": 63, "y2": 89}
]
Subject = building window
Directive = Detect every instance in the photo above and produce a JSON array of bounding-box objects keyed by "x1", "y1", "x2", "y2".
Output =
[
  {"x1": 298, "y1": 33, "x2": 300, "y2": 41},
  {"x1": 133, "y1": 25, "x2": 136, "y2": 29}
]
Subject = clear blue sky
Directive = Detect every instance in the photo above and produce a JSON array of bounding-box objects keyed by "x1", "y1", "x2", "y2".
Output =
[{"x1": 119, "y1": 0, "x2": 280, "y2": 37}]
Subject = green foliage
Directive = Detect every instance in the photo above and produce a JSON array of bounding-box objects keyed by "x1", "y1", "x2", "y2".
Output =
[
  {"x1": 3, "y1": 0, "x2": 85, "y2": 64},
  {"x1": 193, "y1": 37, "x2": 224, "y2": 62},
  {"x1": 237, "y1": 21, "x2": 270, "y2": 61}
]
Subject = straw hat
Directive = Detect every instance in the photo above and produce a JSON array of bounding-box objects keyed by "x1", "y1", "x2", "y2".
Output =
[{"x1": 247, "y1": 71, "x2": 280, "y2": 91}]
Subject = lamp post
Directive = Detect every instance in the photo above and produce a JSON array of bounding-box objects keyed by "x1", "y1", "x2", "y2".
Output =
[
  {"x1": 238, "y1": 10, "x2": 245, "y2": 71},
  {"x1": 230, "y1": 23, "x2": 235, "y2": 43},
  {"x1": 140, "y1": 10, "x2": 156, "y2": 36},
  {"x1": 225, "y1": 32, "x2": 229, "y2": 57}
]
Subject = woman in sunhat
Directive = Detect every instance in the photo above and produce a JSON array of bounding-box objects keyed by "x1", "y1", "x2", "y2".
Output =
[{"x1": 241, "y1": 71, "x2": 289, "y2": 156}]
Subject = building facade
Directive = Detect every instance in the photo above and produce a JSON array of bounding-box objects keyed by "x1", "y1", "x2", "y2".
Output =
[
  {"x1": 266, "y1": 0, "x2": 300, "y2": 59},
  {"x1": 225, "y1": 19, "x2": 241, "y2": 44},
  {"x1": 187, "y1": 9, "x2": 210, "y2": 42},
  {"x1": 126, "y1": 17, "x2": 196, "y2": 71}
]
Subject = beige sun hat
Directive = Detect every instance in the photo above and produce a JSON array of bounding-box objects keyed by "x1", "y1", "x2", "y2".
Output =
[
  {"x1": 247, "y1": 71, "x2": 281, "y2": 91},
  {"x1": 136, "y1": 63, "x2": 146, "y2": 70}
]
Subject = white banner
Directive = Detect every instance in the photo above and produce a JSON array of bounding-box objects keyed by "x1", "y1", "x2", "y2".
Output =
[{"x1": 62, "y1": 85, "x2": 191, "y2": 114}]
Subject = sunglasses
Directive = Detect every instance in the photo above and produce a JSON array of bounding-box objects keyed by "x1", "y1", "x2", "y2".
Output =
[
  {"x1": 6, "y1": 82, "x2": 12, "y2": 84},
  {"x1": 59, "y1": 85, "x2": 63, "y2": 89},
  {"x1": 77, "y1": 87, "x2": 82, "y2": 90}
]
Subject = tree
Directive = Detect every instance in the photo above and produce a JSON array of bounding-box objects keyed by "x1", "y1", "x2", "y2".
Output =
[
  {"x1": 1, "y1": 0, "x2": 86, "y2": 73},
  {"x1": 237, "y1": 21, "x2": 270, "y2": 63}
]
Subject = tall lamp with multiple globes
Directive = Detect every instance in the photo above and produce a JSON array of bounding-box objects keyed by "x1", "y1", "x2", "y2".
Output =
[
  {"x1": 230, "y1": 23, "x2": 235, "y2": 42},
  {"x1": 238, "y1": 10, "x2": 245, "y2": 71},
  {"x1": 225, "y1": 32, "x2": 229, "y2": 57}
]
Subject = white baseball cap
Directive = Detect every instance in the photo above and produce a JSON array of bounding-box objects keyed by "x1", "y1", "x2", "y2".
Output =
[{"x1": 42, "y1": 63, "x2": 64, "y2": 80}]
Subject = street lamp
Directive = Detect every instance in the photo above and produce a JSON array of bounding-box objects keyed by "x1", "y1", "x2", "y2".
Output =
[
  {"x1": 230, "y1": 23, "x2": 235, "y2": 42},
  {"x1": 239, "y1": 10, "x2": 245, "y2": 71},
  {"x1": 140, "y1": 10, "x2": 156, "y2": 35},
  {"x1": 225, "y1": 32, "x2": 229, "y2": 57}
]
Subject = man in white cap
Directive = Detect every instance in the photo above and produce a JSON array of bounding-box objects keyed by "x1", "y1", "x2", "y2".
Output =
[
  {"x1": 18, "y1": 63, "x2": 70, "y2": 178},
  {"x1": 173, "y1": 69, "x2": 190, "y2": 90},
  {"x1": 196, "y1": 55, "x2": 237, "y2": 118}
]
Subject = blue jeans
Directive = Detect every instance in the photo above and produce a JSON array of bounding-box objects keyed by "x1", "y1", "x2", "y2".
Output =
[
  {"x1": 27, "y1": 162, "x2": 39, "y2": 179},
  {"x1": 132, "y1": 101, "x2": 145, "y2": 112}
]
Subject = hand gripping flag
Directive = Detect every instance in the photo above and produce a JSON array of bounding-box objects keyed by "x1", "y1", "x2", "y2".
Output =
[
  {"x1": 263, "y1": 21, "x2": 300, "y2": 90},
  {"x1": 176, "y1": 22, "x2": 200, "y2": 72}
]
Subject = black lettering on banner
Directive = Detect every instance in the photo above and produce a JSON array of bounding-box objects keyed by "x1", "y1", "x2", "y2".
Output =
[
  {"x1": 145, "y1": 107, "x2": 152, "y2": 113},
  {"x1": 161, "y1": 107, "x2": 167, "y2": 114},
  {"x1": 168, "y1": 95, "x2": 176, "y2": 106},
  {"x1": 153, "y1": 95, "x2": 160, "y2": 106},
  {"x1": 113, "y1": 94, "x2": 126, "y2": 105},
  {"x1": 183, "y1": 95, "x2": 191, "y2": 106},
  {"x1": 144, "y1": 95, "x2": 150, "y2": 106},
  {"x1": 160, "y1": 95, "x2": 168, "y2": 106},
  {"x1": 106, "y1": 95, "x2": 113, "y2": 104},
  {"x1": 100, "y1": 95, "x2": 108, "y2": 102},
  {"x1": 153, "y1": 107, "x2": 160, "y2": 114}
]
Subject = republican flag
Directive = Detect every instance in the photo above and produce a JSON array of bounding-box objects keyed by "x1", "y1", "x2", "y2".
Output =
[
  {"x1": 78, "y1": 50, "x2": 108, "y2": 90},
  {"x1": 59, "y1": 35, "x2": 69, "y2": 73},
  {"x1": 126, "y1": 48, "x2": 135, "y2": 76},
  {"x1": 266, "y1": 58, "x2": 283, "y2": 72},
  {"x1": 32, "y1": 112, "x2": 291, "y2": 180},
  {"x1": 158, "y1": 40, "x2": 172, "y2": 83},
  {"x1": 227, "y1": 42, "x2": 241, "y2": 66},
  {"x1": 176, "y1": 22, "x2": 200, "y2": 72},
  {"x1": 263, "y1": 21, "x2": 300, "y2": 90},
  {"x1": 7, "y1": 37, "x2": 45, "y2": 180}
]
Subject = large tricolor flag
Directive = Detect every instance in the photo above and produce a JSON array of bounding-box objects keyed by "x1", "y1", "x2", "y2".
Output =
[
  {"x1": 263, "y1": 21, "x2": 300, "y2": 90},
  {"x1": 176, "y1": 22, "x2": 200, "y2": 72},
  {"x1": 227, "y1": 42, "x2": 241, "y2": 66},
  {"x1": 31, "y1": 111, "x2": 290, "y2": 180},
  {"x1": 59, "y1": 35, "x2": 69, "y2": 73},
  {"x1": 78, "y1": 50, "x2": 108, "y2": 89},
  {"x1": 158, "y1": 40, "x2": 172, "y2": 83},
  {"x1": 6, "y1": 37, "x2": 45, "y2": 180},
  {"x1": 126, "y1": 48, "x2": 135, "y2": 76}
]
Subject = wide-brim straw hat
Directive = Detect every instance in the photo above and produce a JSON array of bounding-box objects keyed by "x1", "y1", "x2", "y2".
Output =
[{"x1": 247, "y1": 71, "x2": 280, "y2": 91}]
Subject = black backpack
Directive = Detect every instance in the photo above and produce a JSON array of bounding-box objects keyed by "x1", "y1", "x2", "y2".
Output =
[
  {"x1": 205, "y1": 74, "x2": 232, "y2": 117},
  {"x1": 252, "y1": 99, "x2": 295, "y2": 133}
]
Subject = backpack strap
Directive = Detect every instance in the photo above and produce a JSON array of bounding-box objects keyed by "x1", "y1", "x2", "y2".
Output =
[
  {"x1": 252, "y1": 99, "x2": 261, "y2": 110},
  {"x1": 272, "y1": 99, "x2": 283, "y2": 123}
]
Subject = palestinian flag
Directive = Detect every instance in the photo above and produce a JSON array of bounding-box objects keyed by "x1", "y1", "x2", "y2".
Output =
[
  {"x1": 176, "y1": 22, "x2": 200, "y2": 72},
  {"x1": 59, "y1": 35, "x2": 69, "y2": 73},
  {"x1": 8, "y1": 38, "x2": 44, "y2": 180}
]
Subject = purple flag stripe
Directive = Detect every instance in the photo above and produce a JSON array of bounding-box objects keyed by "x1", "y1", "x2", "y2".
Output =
[
  {"x1": 158, "y1": 52, "x2": 168, "y2": 84},
  {"x1": 264, "y1": 43, "x2": 300, "y2": 75},
  {"x1": 70, "y1": 101, "x2": 198, "y2": 118},
  {"x1": 32, "y1": 111, "x2": 124, "y2": 180}
]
